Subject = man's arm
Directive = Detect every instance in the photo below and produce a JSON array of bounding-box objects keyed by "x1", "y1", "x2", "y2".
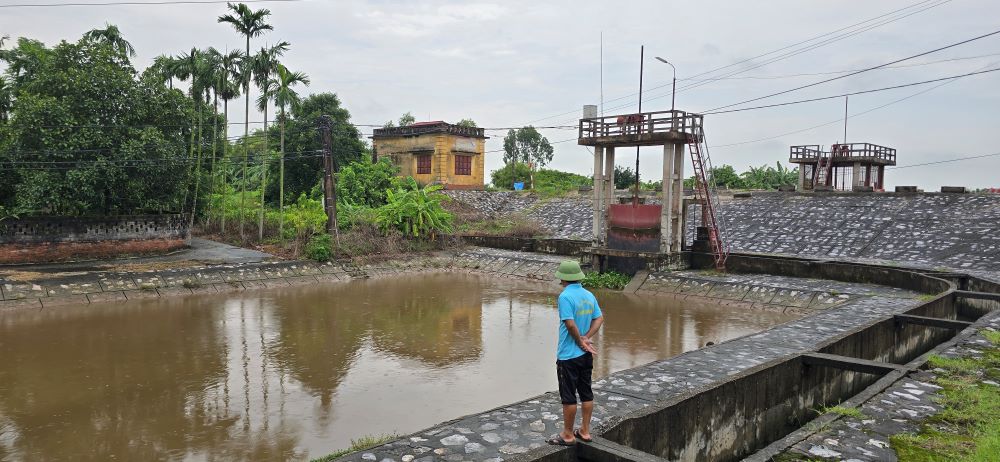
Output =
[
  {"x1": 563, "y1": 319, "x2": 597, "y2": 355},
  {"x1": 582, "y1": 316, "x2": 604, "y2": 341}
]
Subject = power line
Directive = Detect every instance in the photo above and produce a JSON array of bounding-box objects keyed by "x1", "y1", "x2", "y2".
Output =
[
  {"x1": 701, "y1": 67, "x2": 1000, "y2": 115},
  {"x1": 702, "y1": 27, "x2": 1000, "y2": 113},
  {"x1": 888, "y1": 152, "x2": 1000, "y2": 169},
  {"x1": 0, "y1": 0, "x2": 299, "y2": 8},
  {"x1": 709, "y1": 60, "x2": 1000, "y2": 149},
  {"x1": 522, "y1": 0, "x2": 950, "y2": 125}
]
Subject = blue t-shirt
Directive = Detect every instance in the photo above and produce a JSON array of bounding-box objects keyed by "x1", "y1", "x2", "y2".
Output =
[{"x1": 557, "y1": 283, "x2": 603, "y2": 361}]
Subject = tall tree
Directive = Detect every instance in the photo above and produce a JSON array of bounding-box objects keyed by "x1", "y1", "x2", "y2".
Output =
[
  {"x1": 398, "y1": 112, "x2": 415, "y2": 126},
  {"x1": 502, "y1": 126, "x2": 554, "y2": 189},
  {"x1": 218, "y1": 1, "x2": 273, "y2": 241},
  {"x1": 456, "y1": 118, "x2": 477, "y2": 128},
  {"x1": 0, "y1": 76, "x2": 11, "y2": 123},
  {"x1": 213, "y1": 48, "x2": 243, "y2": 232},
  {"x1": 83, "y1": 24, "x2": 135, "y2": 58},
  {"x1": 174, "y1": 48, "x2": 214, "y2": 230},
  {"x1": 270, "y1": 64, "x2": 309, "y2": 239},
  {"x1": 150, "y1": 54, "x2": 179, "y2": 89},
  {"x1": 251, "y1": 41, "x2": 288, "y2": 240}
]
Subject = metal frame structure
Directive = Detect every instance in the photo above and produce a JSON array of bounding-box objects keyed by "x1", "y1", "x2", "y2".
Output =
[{"x1": 789, "y1": 142, "x2": 896, "y2": 191}]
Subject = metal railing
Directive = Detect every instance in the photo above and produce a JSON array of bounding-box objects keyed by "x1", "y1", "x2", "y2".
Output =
[
  {"x1": 578, "y1": 110, "x2": 704, "y2": 140},
  {"x1": 790, "y1": 143, "x2": 896, "y2": 164}
]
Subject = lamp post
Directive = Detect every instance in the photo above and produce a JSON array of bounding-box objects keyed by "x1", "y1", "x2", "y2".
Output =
[{"x1": 654, "y1": 57, "x2": 676, "y2": 112}]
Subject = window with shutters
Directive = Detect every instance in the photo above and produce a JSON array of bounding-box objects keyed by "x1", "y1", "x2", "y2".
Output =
[
  {"x1": 417, "y1": 155, "x2": 432, "y2": 174},
  {"x1": 455, "y1": 155, "x2": 472, "y2": 176}
]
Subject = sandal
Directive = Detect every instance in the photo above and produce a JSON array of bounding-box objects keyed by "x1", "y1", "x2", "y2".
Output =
[
  {"x1": 546, "y1": 436, "x2": 576, "y2": 446},
  {"x1": 574, "y1": 430, "x2": 593, "y2": 443}
]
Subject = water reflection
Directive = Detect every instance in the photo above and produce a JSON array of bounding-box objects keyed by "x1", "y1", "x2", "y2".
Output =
[{"x1": 0, "y1": 273, "x2": 795, "y2": 461}]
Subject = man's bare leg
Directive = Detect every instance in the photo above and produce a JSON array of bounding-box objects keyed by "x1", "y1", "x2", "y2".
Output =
[
  {"x1": 579, "y1": 401, "x2": 594, "y2": 440},
  {"x1": 560, "y1": 403, "x2": 577, "y2": 443}
]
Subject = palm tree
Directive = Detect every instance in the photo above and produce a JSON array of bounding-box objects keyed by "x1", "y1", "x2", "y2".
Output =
[
  {"x1": 251, "y1": 41, "x2": 288, "y2": 240},
  {"x1": 175, "y1": 48, "x2": 214, "y2": 230},
  {"x1": 271, "y1": 64, "x2": 310, "y2": 239},
  {"x1": 218, "y1": 2, "x2": 273, "y2": 242},
  {"x1": 0, "y1": 35, "x2": 8, "y2": 49},
  {"x1": 201, "y1": 49, "x2": 223, "y2": 228},
  {"x1": 215, "y1": 49, "x2": 243, "y2": 233},
  {"x1": 83, "y1": 23, "x2": 135, "y2": 57},
  {"x1": 151, "y1": 55, "x2": 178, "y2": 89}
]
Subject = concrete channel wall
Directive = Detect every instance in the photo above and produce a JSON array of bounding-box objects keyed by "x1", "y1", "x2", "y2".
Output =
[{"x1": 516, "y1": 254, "x2": 995, "y2": 462}]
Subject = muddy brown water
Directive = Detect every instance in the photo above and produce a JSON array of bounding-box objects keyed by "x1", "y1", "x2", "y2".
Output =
[{"x1": 0, "y1": 273, "x2": 796, "y2": 461}]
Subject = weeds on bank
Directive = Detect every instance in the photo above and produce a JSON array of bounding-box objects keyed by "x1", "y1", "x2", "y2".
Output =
[
  {"x1": 582, "y1": 271, "x2": 631, "y2": 290},
  {"x1": 815, "y1": 405, "x2": 866, "y2": 420},
  {"x1": 309, "y1": 434, "x2": 399, "y2": 462},
  {"x1": 459, "y1": 214, "x2": 545, "y2": 238},
  {"x1": 889, "y1": 331, "x2": 1000, "y2": 461}
]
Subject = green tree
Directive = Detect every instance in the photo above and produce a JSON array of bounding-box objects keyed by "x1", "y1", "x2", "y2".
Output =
[
  {"x1": 209, "y1": 48, "x2": 243, "y2": 231},
  {"x1": 270, "y1": 64, "x2": 310, "y2": 238},
  {"x1": 710, "y1": 164, "x2": 744, "y2": 189},
  {"x1": 82, "y1": 23, "x2": 135, "y2": 58},
  {"x1": 614, "y1": 165, "x2": 635, "y2": 190},
  {"x1": 502, "y1": 126, "x2": 553, "y2": 188},
  {"x1": 264, "y1": 92, "x2": 367, "y2": 204},
  {"x1": 336, "y1": 158, "x2": 399, "y2": 208},
  {"x1": 490, "y1": 163, "x2": 531, "y2": 190},
  {"x1": 398, "y1": 112, "x2": 415, "y2": 127},
  {"x1": 375, "y1": 181, "x2": 453, "y2": 238},
  {"x1": 0, "y1": 33, "x2": 192, "y2": 215},
  {"x1": 218, "y1": 1, "x2": 274, "y2": 241},
  {"x1": 456, "y1": 118, "x2": 477, "y2": 128},
  {"x1": 251, "y1": 41, "x2": 288, "y2": 240}
]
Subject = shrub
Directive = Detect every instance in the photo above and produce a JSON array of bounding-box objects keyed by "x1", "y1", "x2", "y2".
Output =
[
  {"x1": 581, "y1": 271, "x2": 631, "y2": 290},
  {"x1": 336, "y1": 158, "x2": 400, "y2": 208},
  {"x1": 489, "y1": 163, "x2": 533, "y2": 189},
  {"x1": 374, "y1": 181, "x2": 453, "y2": 238},
  {"x1": 304, "y1": 233, "x2": 334, "y2": 262}
]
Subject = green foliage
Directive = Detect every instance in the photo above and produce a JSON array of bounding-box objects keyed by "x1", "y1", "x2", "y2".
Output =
[
  {"x1": 614, "y1": 165, "x2": 636, "y2": 190},
  {"x1": 309, "y1": 434, "x2": 399, "y2": 462},
  {"x1": 502, "y1": 127, "x2": 554, "y2": 184},
  {"x1": 890, "y1": 333, "x2": 1000, "y2": 461},
  {"x1": 460, "y1": 214, "x2": 544, "y2": 238},
  {"x1": 490, "y1": 162, "x2": 532, "y2": 189},
  {"x1": 304, "y1": 233, "x2": 333, "y2": 262},
  {"x1": 264, "y1": 92, "x2": 368, "y2": 203},
  {"x1": 398, "y1": 112, "x2": 415, "y2": 127},
  {"x1": 336, "y1": 158, "x2": 400, "y2": 208},
  {"x1": 581, "y1": 271, "x2": 631, "y2": 290},
  {"x1": 374, "y1": 181, "x2": 453, "y2": 238},
  {"x1": 0, "y1": 32, "x2": 194, "y2": 215},
  {"x1": 534, "y1": 169, "x2": 592, "y2": 197},
  {"x1": 455, "y1": 118, "x2": 477, "y2": 128},
  {"x1": 490, "y1": 166, "x2": 591, "y2": 196},
  {"x1": 816, "y1": 405, "x2": 865, "y2": 419},
  {"x1": 683, "y1": 163, "x2": 799, "y2": 191}
]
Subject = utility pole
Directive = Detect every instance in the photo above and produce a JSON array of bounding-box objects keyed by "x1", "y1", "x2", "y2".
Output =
[
  {"x1": 318, "y1": 116, "x2": 339, "y2": 245},
  {"x1": 843, "y1": 95, "x2": 849, "y2": 144}
]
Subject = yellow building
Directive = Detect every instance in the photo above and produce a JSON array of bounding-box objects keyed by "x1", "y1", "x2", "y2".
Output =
[{"x1": 371, "y1": 121, "x2": 488, "y2": 190}]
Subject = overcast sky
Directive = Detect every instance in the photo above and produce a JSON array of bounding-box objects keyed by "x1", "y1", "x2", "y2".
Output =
[{"x1": 2, "y1": 0, "x2": 999, "y2": 189}]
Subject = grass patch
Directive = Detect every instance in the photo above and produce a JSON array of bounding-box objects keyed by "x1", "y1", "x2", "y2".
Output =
[
  {"x1": 181, "y1": 278, "x2": 203, "y2": 289},
  {"x1": 582, "y1": 271, "x2": 631, "y2": 290},
  {"x1": 310, "y1": 434, "x2": 399, "y2": 462},
  {"x1": 890, "y1": 332, "x2": 1000, "y2": 461},
  {"x1": 918, "y1": 293, "x2": 941, "y2": 302},
  {"x1": 816, "y1": 405, "x2": 865, "y2": 420},
  {"x1": 459, "y1": 214, "x2": 545, "y2": 238}
]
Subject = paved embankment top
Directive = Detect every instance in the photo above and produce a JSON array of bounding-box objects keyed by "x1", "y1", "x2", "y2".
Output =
[{"x1": 329, "y1": 270, "x2": 922, "y2": 462}]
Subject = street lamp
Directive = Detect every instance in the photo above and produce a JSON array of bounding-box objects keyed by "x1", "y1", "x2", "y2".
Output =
[{"x1": 654, "y1": 57, "x2": 676, "y2": 112}]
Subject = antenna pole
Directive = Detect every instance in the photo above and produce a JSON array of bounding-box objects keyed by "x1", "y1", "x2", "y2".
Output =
[
  {"x1": 634, "y1": 45, "x2": 644, "y2": 199},
  {"x1": 843, "y1": 95, "x2": 849, "y2": 144}
]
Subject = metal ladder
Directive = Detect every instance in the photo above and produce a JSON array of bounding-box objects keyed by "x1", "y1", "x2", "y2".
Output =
[
  {"x1": 815, "y1": 153, "x2": 832, "y2": 187},
  {"x1": 688, "y1": 129, "x2": 728, "y2": 271}
]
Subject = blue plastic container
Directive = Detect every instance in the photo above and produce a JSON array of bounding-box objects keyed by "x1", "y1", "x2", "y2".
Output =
[{"x1": 513, "y1": 182, "x2": 525, "y2": 191}]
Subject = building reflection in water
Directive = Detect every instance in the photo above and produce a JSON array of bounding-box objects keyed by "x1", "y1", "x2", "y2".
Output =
[{"x1": 0, "y1": 273, "x2": 794, "y2": 461}]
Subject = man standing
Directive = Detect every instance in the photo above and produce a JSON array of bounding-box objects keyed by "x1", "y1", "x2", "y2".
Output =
[{"x1": 548, "y1": 260, "x2": 604, "y2": 446}]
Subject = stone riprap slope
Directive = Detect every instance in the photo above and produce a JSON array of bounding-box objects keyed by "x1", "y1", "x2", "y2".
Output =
[
  {"x1": 636, "y1": 270, "x2": 921, "y2": 315},
  {"x1": 697, "y1": 192, "x2": 1000, "y2": 271},
  {"x1": 445, "y1": 191, "x2": 1000, "y2": 271}
]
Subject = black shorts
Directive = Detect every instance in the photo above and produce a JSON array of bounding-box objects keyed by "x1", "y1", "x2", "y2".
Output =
[{"x1": 556, "y1": 353, "x2": 594, "y2": 405}]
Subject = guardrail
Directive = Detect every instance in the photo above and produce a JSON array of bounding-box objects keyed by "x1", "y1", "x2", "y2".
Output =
[{"x1": 579, "y1": 110, "x2": 703, "y2": 140}]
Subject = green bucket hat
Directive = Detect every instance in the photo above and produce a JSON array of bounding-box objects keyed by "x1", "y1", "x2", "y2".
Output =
[{"x1": 554, "y1": 260, "x2": 585, "y2": 282}]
